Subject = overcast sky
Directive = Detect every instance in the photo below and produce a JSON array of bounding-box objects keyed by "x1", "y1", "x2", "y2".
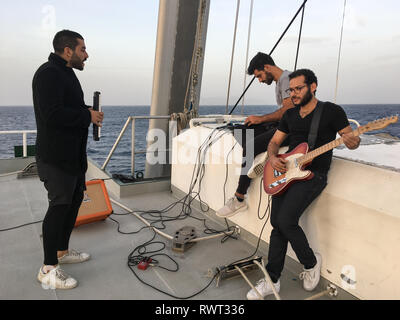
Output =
[{"x1": 1, "y1": 0, "x2": 399, "y2": 107}]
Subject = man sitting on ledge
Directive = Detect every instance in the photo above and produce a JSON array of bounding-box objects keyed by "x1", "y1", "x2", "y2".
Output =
[{"x1": 217, "y1": 52, "x2": 294, "y2": 218}]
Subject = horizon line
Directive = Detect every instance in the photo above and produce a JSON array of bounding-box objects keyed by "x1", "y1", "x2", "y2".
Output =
[{"x1": 1, "y1": 103, "x2": 400, "y2": 107}]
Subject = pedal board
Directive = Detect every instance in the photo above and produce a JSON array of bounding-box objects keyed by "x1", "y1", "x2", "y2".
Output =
[
  {"x1": 214, "y1": 256, "x2": 263, "y2": 287},
  {"x1": 172, "y1": 226, "x2": 197, "y2": 253}
]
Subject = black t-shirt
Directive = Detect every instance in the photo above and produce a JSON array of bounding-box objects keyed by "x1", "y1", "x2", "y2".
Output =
[{"x1": 278, "y1": 101, "x2": 349, "y2": 174}]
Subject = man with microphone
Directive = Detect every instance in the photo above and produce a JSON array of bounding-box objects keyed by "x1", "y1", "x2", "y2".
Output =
[{"x1": 33, "y1": 30, "x2": 103, "y2": 289}]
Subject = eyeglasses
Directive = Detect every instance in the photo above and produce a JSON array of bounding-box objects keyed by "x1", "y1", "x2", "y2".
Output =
[{"x1": 285, "y1": 85, "x2": 307, "y2": 95}]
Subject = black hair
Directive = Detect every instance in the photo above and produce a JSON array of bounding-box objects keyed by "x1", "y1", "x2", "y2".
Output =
[
  {"x1": 53, "y1": 30, "x2": 84, "y2": 54},
  {"x1": 289, "y1": 69, "x2": 318, "y2": 86},
  {"x1": 247, "y1": 52, "x2": 275, "y2": 75}
]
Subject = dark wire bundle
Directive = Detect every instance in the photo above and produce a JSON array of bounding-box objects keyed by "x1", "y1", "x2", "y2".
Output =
[{"x1": 110, "y1": 125, "x2": 239, "y2": 299}]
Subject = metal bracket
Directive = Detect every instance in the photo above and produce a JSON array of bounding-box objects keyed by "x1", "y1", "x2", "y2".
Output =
[{"x1": 172, "y1": 226, "x2": 197, "y2": 253}]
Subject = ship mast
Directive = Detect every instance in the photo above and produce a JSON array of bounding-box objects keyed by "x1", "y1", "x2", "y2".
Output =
[{"x1": 145, "y1": 0, "x2": 210, "y2": 178}]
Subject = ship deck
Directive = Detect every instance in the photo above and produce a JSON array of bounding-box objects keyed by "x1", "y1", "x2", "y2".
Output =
[{"x1": 0, "y1": 167, "x2": 356, "y2": 300}]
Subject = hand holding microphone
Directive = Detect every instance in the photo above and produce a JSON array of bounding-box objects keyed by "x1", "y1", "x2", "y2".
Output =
[
  {"x1": 89, "y1": 108, "x2": 104, "y2": 127},
  {"x1": 91, "y1": 91, "x2": 102, "y2": 141}
]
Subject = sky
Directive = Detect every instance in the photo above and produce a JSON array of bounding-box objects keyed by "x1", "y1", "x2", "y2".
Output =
[{"x1": 0, "y1": 0, "x2": 399, "y2": 107}]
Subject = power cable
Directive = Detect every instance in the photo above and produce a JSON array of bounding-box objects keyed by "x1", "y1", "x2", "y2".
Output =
[
  {"x1": 113, "y1": 125, "x2": 238, "y2": 299},
  {"x1": 294, "y1": 2, "x2": 306, "y2": 71},
  {"x1": 0, "y1": 220, "x2": 43, "y2": 232}
]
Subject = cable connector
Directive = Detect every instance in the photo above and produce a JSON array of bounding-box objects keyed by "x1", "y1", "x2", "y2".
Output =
[{"x1": 138, "y1": 257, "x2": 153, "y2": 270}]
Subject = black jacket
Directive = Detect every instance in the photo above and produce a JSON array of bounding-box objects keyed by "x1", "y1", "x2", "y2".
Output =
[{"x1": 33, "y1": 53, "x2": 91, "y2": 175}]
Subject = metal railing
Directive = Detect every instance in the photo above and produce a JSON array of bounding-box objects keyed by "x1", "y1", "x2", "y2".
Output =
[
  {"x1": 101, "y1": 116, "x2": 172, "y2": 175},
  {"x1": 0, "y1": 117, "x2": 362, "y2": 172},
  {"x1": 0, "y1": 130, "x2": 37, "y2": 158}
]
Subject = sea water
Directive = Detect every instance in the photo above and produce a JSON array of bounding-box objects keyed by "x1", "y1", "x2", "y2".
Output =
[{"x1": 1, "y1": 105, "x2": 399, "y2": 174}]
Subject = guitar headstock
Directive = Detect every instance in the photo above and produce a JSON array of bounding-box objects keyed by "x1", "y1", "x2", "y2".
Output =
[{"x1": 360, "y1": 115, "x2": 398, "y2": 133}]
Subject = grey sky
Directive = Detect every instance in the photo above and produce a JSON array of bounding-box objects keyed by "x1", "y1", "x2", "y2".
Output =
[{"x1": 1, "y1": 0, "x2": 399, "y2": 107}]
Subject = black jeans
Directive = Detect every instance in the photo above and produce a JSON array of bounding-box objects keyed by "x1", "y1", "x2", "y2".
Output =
[
  {"x1": 234, "y1": 123, "x2": 287, "y2": 195},
  {"x1": 37, "y1": 159, "x2": 85, "y2": 266},
  {"x1": 266, "y1": 172, "x2": 328, "y2": 283}
]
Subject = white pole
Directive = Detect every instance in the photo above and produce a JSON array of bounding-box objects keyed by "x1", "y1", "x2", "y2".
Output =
[{"x1": 22, "y1": 133, "x2": 27, "y2": 157}]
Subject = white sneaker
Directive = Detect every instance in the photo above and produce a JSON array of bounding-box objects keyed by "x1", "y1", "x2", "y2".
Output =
[
  {"x1": 246, "y1": 278, "x2": 280, "y2": 300},
  {"x1": 216, "y1": 197, "x2": 247, "y2": 218},
  {"x1": 299, "y1": 253, "x2": 322, "y2": 291},
  {"x1": 58, "y1": 249, "x2": 91, "y2": 264},
  {"x1": 247, "y1": 151, "x2": 269, "y2": 179},
  {"x1": 37, "y1": 265, "x2": 78, "y2": 290}
]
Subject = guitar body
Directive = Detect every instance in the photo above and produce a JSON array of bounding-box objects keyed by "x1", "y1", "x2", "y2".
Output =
[
  {"x1": 262, "y1": 116, "x2": 398, "y2": 196},
  {"x1": 263, "y1": 142, "x2": 314, "y2": 196}
]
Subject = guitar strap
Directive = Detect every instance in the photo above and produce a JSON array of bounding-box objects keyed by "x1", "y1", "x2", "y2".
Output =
[{"x1": 308, "y1": 101, "x2": 325, "y2": 150}]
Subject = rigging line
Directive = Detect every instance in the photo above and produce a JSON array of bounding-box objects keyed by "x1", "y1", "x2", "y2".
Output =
[
  {"x1": 183, "y1": 0, "x2": 207, "y2": 113},
  {"x1": 241, "y1": 0, "x2": 254, "y2": 115},
  {"x1": 225, "y1": 0, "x2": 241, "y2": 114},
  {"x1": 294, "y1": 2, "x2": 306, "y2": 71},
  {"x1": 229, "y1": 0, "x2": 308, "y2": 115},
  {"x1": 334, "y1": 0, "x2": 347, "y2": 103}
]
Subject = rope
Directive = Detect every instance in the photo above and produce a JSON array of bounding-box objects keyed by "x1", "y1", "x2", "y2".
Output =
[
  {"x1": 183, "y1": 0, "x2": 207, "y2": 115},
  {"x1": 234, "y1": 265, "x2": 264, "y2": 300},
  {"x1": 294, "y1": 2, "x2": 306, "y2": 71},
  {"x1": 253, "y1": 260, "x2": 282, "y2": 300},
  {"x1": 241, "y1": 0, "x2": 254, "y2": 115},
  {"x1": 229, "y1": 0, "x2": 308, "y2": 115},
  {"x1": 170, "y1": 112, "x2": 191, "y2": 133},
  {"x1": 225, "y1": 0, "x2": 241, "y2": 114},
  {"x1": 334, "y1": 0, "x2": 347, "y2": 103},
  {"x1": 0, "y1": 170, "x2": 23, "y2": 178}
]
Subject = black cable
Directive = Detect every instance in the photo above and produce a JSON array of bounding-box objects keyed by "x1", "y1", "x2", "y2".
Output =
[
  {"x1": 0, "y1": 220, "x2": 43, "y2": 232},
  {"x1": 229, "y1": 0, "x2": 308, "y2": 115},
  {"x1": 223, "y1": 141, "x2": 238, "y2": 205},
  {"x1": 110, "y1": 125, "x2": 238, "y2": 299},
  {"x1": 294, "y1": 2, "x2": 306, "y2": 71},
  {"x1": 0, "y1": 176, "x2": 129, "y2": 233},
  {"x1": 126, "y1": 230, "x2": 219, "y2": 300},
  {"x1": 108, "y1": 215, "x2": 152, "y2": 235},
  {"x1": 226, "y1": 195, "x2": 272, "y2": 269},
  {"x1": 257, "y1": 178, "x2": 268, "y2": 220}
]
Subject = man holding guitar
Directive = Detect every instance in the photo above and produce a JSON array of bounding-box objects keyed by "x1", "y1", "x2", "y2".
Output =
[{"x1": 247, "y1": 69, "x2": 360, "y2": 299}]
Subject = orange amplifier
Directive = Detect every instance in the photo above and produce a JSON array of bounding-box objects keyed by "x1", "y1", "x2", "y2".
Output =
[{"x1": 75, "y1": 180, "x2": 113, "y2": 227}]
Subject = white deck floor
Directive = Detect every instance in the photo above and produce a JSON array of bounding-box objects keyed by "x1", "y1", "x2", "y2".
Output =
[{"x1": 0, "y1": 172, "x2": 356, "y2": 300}]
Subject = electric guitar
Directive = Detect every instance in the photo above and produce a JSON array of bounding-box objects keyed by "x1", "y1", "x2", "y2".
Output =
[{"x1": 263, "y1": 115, "x2": 398, "y2": 196}]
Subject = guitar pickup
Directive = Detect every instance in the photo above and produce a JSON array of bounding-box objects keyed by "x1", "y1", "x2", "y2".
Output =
[
  {"x1": 273, "y1": 169, "x2": 284, "y2": 178},
  {"x1": 269, "y1": 178, "x2": 287, "y2": 188}
]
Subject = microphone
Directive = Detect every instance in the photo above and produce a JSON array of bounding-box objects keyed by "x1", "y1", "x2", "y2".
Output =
[{"x1": 93, "y1": 91, "x2": 101, "y2": 141}]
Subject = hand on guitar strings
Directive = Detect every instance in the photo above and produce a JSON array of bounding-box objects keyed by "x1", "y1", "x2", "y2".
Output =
[{"x1": 269, "y1": 155, "x2": 287, "y2": 173}]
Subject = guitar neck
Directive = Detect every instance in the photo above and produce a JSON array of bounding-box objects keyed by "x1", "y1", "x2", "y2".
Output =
[
  {"x1": 294, "y1": 115, "x2": 398, "y2": 166},
  {"x1": 299, "y1": 128, "x2": 362, "y2": 165}
]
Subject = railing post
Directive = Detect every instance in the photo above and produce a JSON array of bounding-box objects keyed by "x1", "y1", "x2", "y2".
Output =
[
  {"x1": 101, "y1": 117, "x2": 132, "y2": 171},
  {"x1": 22, "y1": 132, "x2": 27, "y2": 157},
  {"x1": 131, "y1": 119, "x2": 136, "y2": 175}
]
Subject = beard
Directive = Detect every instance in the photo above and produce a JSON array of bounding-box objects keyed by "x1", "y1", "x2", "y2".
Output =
[
  {"x1": 263, "y1": 73, "x2": 274, "y2": 85},
  {"x1": 70, "y1": 52, "x2": 85, "y2": 70},
  {"x1": 292, "y1": 86, "x2": 313, "y2": 107}
]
